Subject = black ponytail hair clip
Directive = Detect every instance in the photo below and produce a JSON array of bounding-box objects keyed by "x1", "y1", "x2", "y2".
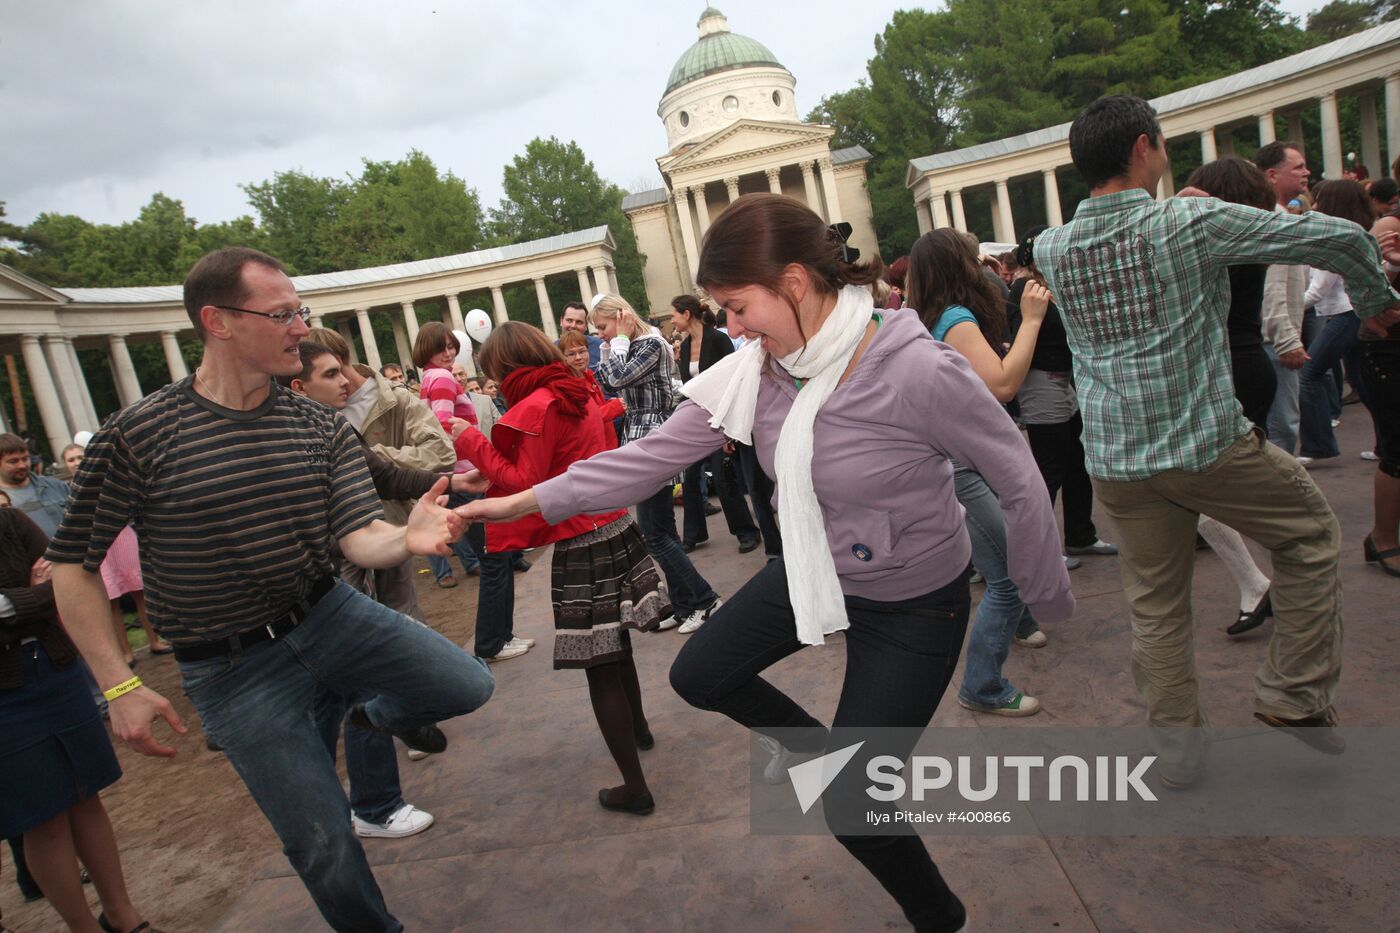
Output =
[{"x1": 828, "y1": 221, "x2": 860, "y2": 263}]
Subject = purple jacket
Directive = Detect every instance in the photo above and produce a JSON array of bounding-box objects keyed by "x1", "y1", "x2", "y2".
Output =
[{"x1": 535, "y1": 309, "x2": 1074, "y2": 623}]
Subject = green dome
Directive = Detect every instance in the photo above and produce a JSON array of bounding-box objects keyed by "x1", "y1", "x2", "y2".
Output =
[{"x1": 664, "y1": 11, "x2": 785, "y2": 94}]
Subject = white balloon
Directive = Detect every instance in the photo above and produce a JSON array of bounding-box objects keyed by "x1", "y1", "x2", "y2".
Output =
[
  {"x1": 464, "y1": 308, "x2": 493, "y2": 342},
  {"x1": 73, "y1": 431, "x2": 94, "y2": 447},
  {"x1": 452, "y1": 329, "x2": 470, "y2": 352}
]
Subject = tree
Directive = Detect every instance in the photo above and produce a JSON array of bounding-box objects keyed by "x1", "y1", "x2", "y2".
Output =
[
  {"x1": 242, "y1": 170, "x2": 349, "y2": 274},
  {"x1": 490, "y1": 137, "x2": 648, "y2": 311},
  {"x1": 805, "y1": 83, "x2": 876, "y2": 151},
  {"x1": 1306, "y1": 0, "x2": 1399, "y2": 40}
]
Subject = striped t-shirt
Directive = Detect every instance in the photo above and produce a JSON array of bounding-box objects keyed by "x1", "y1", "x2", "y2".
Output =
[{"x1": 47, "y1": 378, "x2": 383, "y2": 645}]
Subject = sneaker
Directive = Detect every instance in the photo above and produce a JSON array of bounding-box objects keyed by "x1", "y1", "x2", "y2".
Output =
[
  {"x1": 352, "y1": 803, "x2": 435, "y2": 839},
  {"x1": 406, "y1": 748, "x2": 430, "y2": 761},
  {"x1": 656, "y1": 614, "x2": 681, "y2": 631},
  {"x1": 1015, "y1": 629, "x2": 1048, "y2": 648},
  {"x1": 969, "y1": 570, "x2": 984, "y2": 584},
  {"x1": 513, "y1": 557, "x2": 531, "y2": 573},
  {"x1": 347, "y1": 704, "x2": 448, "y2": 754},
  {"x1": 1296, "y1": 456, "x2": 1313, "y2": 466},
  {"x1": 508, "y1": 635, "x2": 536, "y2": 648},
  {"x1": 1361, "y1": 450, "x2": 1379, "y2": 461},
  {"x1": 1063, "y1": 555, "x2": 1082, "y2": 571},
  {"x1": 757, "y1": 734, "x2": 797, "y2": 784},
  {"x1": 958, "y1": 692, "x2": 1041, "y2": 717},
  {"x1": 1065, "y1": 539, "x2": 1118, "y2": 556},
  {"x1": 678, "y1": 598, "x2": 723, "y2": 634},
  {"x1": 437, "y1": 575, "x2": 458, "y2": 589},
  {"x1": 1330, "y1": 417, "x2": 1341, "y2": 428},
  {"x1": 485, "y1": 640, "x2": 530, "y2": 662}
]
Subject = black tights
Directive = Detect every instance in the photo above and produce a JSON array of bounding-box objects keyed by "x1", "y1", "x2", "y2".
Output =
[{"x1": 585, "y1": 658, "x2": 650, "y2": 798}]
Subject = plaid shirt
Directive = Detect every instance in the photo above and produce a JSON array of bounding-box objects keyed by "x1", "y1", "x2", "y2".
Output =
[
  {"x1": 1037, "y1": 188, "x2": 1399, "y2": 481},
  {"x1": 596, "y1": 334, "x2": 676, "y2": 445}
]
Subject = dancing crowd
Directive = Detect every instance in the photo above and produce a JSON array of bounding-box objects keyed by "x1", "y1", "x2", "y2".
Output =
[{"x1": 4, "y1": 93, "x2": 1399, "y2": 933}]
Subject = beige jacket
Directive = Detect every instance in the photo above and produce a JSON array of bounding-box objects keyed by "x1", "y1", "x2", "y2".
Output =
[
  {"x1": 470, "y1": 392, "x2": 498, "y2": 437},
  {"x1": 1260, "y1": 204, "x2": 1306, "y2": 355},
  {"x1": 354, "y1": 365, "x2": 455, "y2": 523}
]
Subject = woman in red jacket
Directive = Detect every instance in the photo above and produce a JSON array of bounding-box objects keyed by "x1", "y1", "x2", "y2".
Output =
[{"x1": 453, "y1": 322, "x2": 668, "y2": 815}]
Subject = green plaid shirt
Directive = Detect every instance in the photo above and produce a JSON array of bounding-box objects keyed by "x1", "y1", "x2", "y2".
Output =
[{"x1": 1037, "y1": 189, "x2": 1398, "y2": 481}]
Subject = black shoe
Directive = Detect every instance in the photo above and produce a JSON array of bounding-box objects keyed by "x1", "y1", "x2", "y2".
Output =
[
  {"x1": 598, "y1": 787, "x2": 655, "y2": 815},
  {"x1": 348, "y1": 704, "x2": 448, "y2": 755},
  {"x1": 738, "y1": 538, "x2": 761, "y2": 554},
  {"x1": 1253, "y1": 707, "x2": 1346, "y2": 755},
  {"x1": 682, "y1": 538, "x2": 707, "y2": 554},
  {"x1": 205, "y1": 734, "x2": 222, "y2": 753},
  {"x1": 512, "y1": 557, "x2": 531, "y2": 573},
  {"x1": 636, "y1": 729, "x2": 655, "y2": 751},
  {"x1": 1227, "y1": 592, "x2": 1272, "y2": 636},
  {"x1": 98, "y1": 913, "x2": 158, "y2": 933},
  {"x1": 703, "y1": 502, "x2": 722, "y2": 516}
]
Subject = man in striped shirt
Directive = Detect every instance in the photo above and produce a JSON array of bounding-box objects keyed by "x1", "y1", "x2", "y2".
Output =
[
  {"x1": 1037, "y1": 96, "x2": 1400, "y2": 773},
  {"x1": 48, "y1": 247, "x2": 495, "y2": 933}
]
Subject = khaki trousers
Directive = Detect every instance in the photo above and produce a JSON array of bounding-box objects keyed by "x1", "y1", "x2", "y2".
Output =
[{"x1": 1092, "y1": 429, "x2": 1342, "y2": 729}]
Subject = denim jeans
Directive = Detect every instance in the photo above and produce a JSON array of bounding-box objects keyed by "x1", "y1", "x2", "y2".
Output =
[
  {"x1": 1299, "y1": 311, "x2": 1368, "y2": 458},
  {"x1": 681, "y1": 451, "x2": 760, "y2": 548},
  {"x1": 474, "y1": 538, "x2": 517, "y2": 658},
  {"x1": 669, "y1": 558, "x2": 971, "y2": 931},
  {"x1": 1263, "y1": 342, "x2": 1300, "y2": 455},
  {"x1": 953, "y1": 466, "x2": 1038, "y2": 707},
  {"x1": 177, "y1": 581, "x2": 494, "y2": 932},
  {"x1": 634, "y1": 484, "x2": 717, "y2": 617},
  {"x1": 312, "y1": 689, "x2": 403, "y2": 825}
]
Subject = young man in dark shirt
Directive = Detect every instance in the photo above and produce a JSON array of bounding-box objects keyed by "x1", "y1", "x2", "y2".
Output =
[{"x1": 48, "y1": 247, "x2": 495, "y2": 932}]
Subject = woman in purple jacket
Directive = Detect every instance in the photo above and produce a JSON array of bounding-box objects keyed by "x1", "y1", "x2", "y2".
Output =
[{"x1": 460, "y1": 195, "x2": 1072, "y2": 932}]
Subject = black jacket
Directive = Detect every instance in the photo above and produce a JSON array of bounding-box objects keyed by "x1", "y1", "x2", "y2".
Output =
[
  {"x1": 1, "y1": 509, "x2": 76, "y2": 689},
  {"x1": 678, "y1": 327, "x2": 736, "y2": 382}
]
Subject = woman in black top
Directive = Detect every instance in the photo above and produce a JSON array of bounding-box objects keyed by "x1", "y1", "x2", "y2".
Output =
[
  {"x1": 0, "y1": 509, "x2": 159, "y2": 933},
  {"x1": 672, "y1": 295, "x2": 762, "y2": 556}
]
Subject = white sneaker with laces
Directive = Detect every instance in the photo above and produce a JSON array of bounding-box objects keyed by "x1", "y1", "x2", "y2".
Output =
[
  {"x1": 352, "y1": 803, "x2": 435, "y2": 839},
  {"x1": 1015, "y1": 629, "x2": 1048, "y2": 648},
  {"x1": 678, "y1": 598, "x2": 724, "y2": 634},
  {"x1": 1361, "y1": 450, "x2": 1379, "y2": 462},
  {"x1": 485, "y1": 641, "x2": 530, "y2": 662},
  {"x1": 507, "y1": 635, "x2": 535, "y2": 649},
  {"x1": 757, "y1": 735, "x2": 797, "y2": 784},
  {"x1": 657, "y1": 615, "x2": 680, "y2": 631}
]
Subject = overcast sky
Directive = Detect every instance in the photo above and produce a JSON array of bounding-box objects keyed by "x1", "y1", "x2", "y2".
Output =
[{"x1": 3, "y1": 0, "x2": 1324, "y2": 228}]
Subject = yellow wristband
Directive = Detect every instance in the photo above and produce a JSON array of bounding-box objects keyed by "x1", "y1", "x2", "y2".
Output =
[{"x1": 103, "y1": 675, "x2": 143, "y2": 702}]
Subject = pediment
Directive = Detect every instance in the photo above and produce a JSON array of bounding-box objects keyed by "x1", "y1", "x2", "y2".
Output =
[
  {"x1": 0, "y1": 263, "x2": 68, "y2": 303},
  {"x1": 659, "y1": 120, "x2": 835, "y2": 175}
]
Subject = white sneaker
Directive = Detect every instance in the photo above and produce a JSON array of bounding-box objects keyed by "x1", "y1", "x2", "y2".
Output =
[
  {"x1": 1331, "y1": 418, "x2": 1341, "y2": 428},
  {"x1": 485, "y1": 641, "x2": 530, "y2": 662},
  {"x1": 507, "y1": 635, "x2": 535, "y2": 649},
  {"x1": 1015, "y1": 629, "x2": 1048, "y2": 648},
  {"x1": 678, "y1": 598, "x2": 723, "y2": 634},
  {"x1": 1361, "y1": 450, "x2": 1379, "y2": 462},
  {"x1": 406, "y1": 748, "x2": 429, "y2": 761},
  {"x1": 656, "y1": 615, "x2": 680, "y2": 631},
  {"x1": 1296, "y1": 456, "x2": 1314, "y2": 466},
  {"x1": 352, "y1": 803, "x2": 435, "y2": 839},
  {"x1": 757, "y1": 735, "x2": 797, "y2": 784}
]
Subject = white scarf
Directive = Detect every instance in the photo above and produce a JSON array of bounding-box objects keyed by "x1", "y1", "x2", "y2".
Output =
[{"x1": 681, "y1": 285, "x2": 874, "y2": 645}]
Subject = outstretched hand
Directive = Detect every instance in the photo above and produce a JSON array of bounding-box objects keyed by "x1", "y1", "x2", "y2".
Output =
[
  {"x1": 111, "y1": 686, "x2": 187, "y2": 758},
  {"x1": 405, "y1": 476, "x2": 465, "y2": 556},
  {"x1": 455, "y1": 489, "x2": 540, "y2": 525}
]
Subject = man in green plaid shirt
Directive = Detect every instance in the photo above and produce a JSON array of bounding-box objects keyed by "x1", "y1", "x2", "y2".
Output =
[{"x1": 1037, "y1": 95, "x2": 1400, "y2": 771}]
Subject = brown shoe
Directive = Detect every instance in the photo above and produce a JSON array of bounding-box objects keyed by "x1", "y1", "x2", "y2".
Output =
[
  {"x1": 437, "y1": 575, "x2": 458, "y2": 589},
  {"x1": 1253, "y1": 707, "x2": 1345, "y2": 755}
]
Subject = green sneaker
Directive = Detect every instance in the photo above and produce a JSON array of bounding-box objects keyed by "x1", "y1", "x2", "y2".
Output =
[{"x1": 958, "y1": 692, "x2": 1041, "y2": 717}]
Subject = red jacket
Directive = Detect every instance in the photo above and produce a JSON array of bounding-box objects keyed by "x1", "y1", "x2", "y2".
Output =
[{"x1": 454, "y1": 365, "x2": 627, "y2": 552}]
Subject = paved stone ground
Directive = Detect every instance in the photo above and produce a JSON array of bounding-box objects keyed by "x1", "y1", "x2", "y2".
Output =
[{"x1": 203, "y1": 417, "x2": 1398, "y2": 932}]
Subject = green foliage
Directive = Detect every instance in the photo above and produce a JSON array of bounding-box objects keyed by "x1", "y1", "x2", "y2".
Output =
[
  {"x1": 1305, "y1": 0, "x2": 1398, "y2": 39},
  {"x1": 805, "y1": 83, "x2": 876, "y2": 151},
  {"x1": 489, "y1": 137, "x2": 648, "y2": 311},
  {"x1": 242, "y1": 170, "x2": 349, "y2": 275}
]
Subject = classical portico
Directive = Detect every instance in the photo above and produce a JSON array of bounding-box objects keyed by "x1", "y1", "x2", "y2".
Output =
[
  {"x1": 906, "y1": 21, "x2": 1400, "y2": 243},
  {"x1": 623, "y1": 8, "x2": 877, "y2": 313},
  {"x1": 0, "y1": 227, "x2": 619, "y2": 458}
]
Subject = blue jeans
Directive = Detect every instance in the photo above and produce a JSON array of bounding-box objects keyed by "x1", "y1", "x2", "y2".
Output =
[
  {"x1": 474, "y1": 541, "x2": 517, "y2": 658},
  {"x1": 635, "y1": 484, "x2": 717, "y2": 617},
  {"x1": 312, "y1": 690, "x2": 402, "y2": 825},
  {"x1": 1264, "y1": 342, "x2": 1300, "y2": 455},
  {"x1": 177, "y1": 582, "x2": 494, "y2": 932},
  {"x1": 1299, "y1": 311, "x2": 1367, "y2": 458},
  {"x1": 953, "y1": 466, "x2": 1037, "y2": 707}
]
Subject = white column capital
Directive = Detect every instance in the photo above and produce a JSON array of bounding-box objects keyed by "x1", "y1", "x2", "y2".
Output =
[
  {"x1": 764, "y1": 167, "x2": 783, "y2": 193},
  {"x1": 672, "y1": 186, "x2": 691, "y2": 206},
  {"x1": 798, "y1": 160, "x2": 815, "y2": 176},
  {"x1": 723, "y1": 176, "x2": 740, "y2": 201},
  {"x1": 672, "y1": 184, "x2": 700, "y2": 285}
]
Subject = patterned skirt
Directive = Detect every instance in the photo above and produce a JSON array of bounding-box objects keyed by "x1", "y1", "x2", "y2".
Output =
[{"x1": 551, "y1": 516, "x2": 671, "y2": 670}]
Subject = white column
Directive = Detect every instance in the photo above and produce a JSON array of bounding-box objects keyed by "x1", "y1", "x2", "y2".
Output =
[
  {"x1": 335, "y1": 320, "x2": 361, "y2": 364},
  {"x1": 765, "y1": 167, "x2": 783, "y2": 194},
  {"x1": 107, "y1": 335, "x2": 143, "y2": 407},
  {"x1": 1200, "y1": 128, "x2": 1217, "y2": 163},
  {"x1": 44, "y1": 336, "x2": 91, "y2": 432},
  {"x1": 490, "y1": 285, "x2": 508, "y2": 325},
  {"x1": 1156, "y1": 175, "x2": 1171, "y2": 201},
  {"x1": 1386, "y1": 75, "x2": 1400, "y2": 172},
  {"x1": 309, "y1": 310, "x2": 325, "y2": 329},
  {"x1": 590, "y1": 265, "x2": 611, "y2": 298},
  {"x1": 949, "y1": 189, "x2": 967, "y2": 232},
  {"x1": 1360, "y1": 94, "x2": 1381, "y2": 179},
  {"x1": 390, "y1": 314, "x2": 412, "y2": 366},
  {"x1": 20, "y1": 336, "x2": 70, "y2": 458},
  {"x1": 817, "y1": 157, "x2": 843, "y2": 224},
  {"x1": 446, "y1": 294, "x2": 465, "y2": 333},
  {"x1": 1043, "y1": 169, "x2": 1063, "y2": 226},
  {"x1": 916, "y1": 197, "x2": 933, "y2": 235},
  {"x1": 399, "y1": 301, "x2": 420, "y2": 343},
  {"x1": 1320, "y1": 92, "x2": 1343, "y2": 179},
  {"x1": 799, "y1": 160, "x2": 820, "y2": 212},
  {"x1": 1159, "y1": 167, "x2": 1176, "y2": 198},
  {"x1": 1258, "y1": 111, "x2": 1276, "y2": 146},
  {"x1": 534, "y1": 278, "x2": 558, "y2": 339},
  {"x1": 930, "y1": 192, "x2": 949, "y2": 229},
  {"x1": 159, "y1": 331, "x2": 188, "y2": 381},
  {"x1": 693, "y1": 184, "x2": 712, "y2": 238},
  {"x1": 994, "y1": 179, "x2": 1016, "y2": 245},
  {"x1": 575, "y1": 268, "x2": 594, "y2": 303},
  {"x1": 63, "y1": 339, "x2": 100, "y2": 428},
  {"x1": 607, "y1": 267, "x2": 619, "y2": 295},
  {"x1": 673, "y1": 188, "x2": 700, "y2": 283},
  {"x1": 354, "y1": 309, "x2": 382, "y2": 371},
  {"x1": 724, "y1": 175, "x2": 740, "y2": 202}
]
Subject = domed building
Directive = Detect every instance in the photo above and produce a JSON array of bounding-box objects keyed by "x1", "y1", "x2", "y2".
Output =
[{"x1": 622, "y1": 8, "x2": 876, "y2": 312}]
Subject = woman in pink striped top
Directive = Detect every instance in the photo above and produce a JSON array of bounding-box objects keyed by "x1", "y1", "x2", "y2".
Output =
[{"x1": 412, "y1": 322, "x2": 479, "y2": 467}]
